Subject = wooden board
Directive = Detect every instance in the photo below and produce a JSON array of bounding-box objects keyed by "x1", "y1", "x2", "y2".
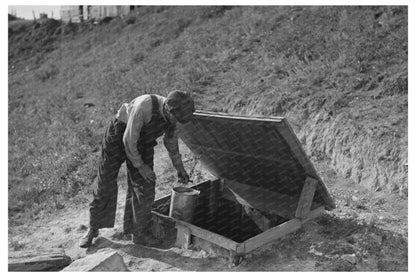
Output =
[
  {"x1": 295, "y1": 176, "x2": 318, "y2": 218},
  {"x1": 222, "y1": 179, "x2": 300, "y2": 218},
  {"x1": 242, "y1": 205, "x2": 271, "y2": 231},
  {"x1": 243, "y1": 218, "x2": 302, "y2": 253},
  {"x1": 174, "y1": 219, "x2": 240, "y2": 251},
  {"x1": 188, "y1": 110, "x2": 285, "y2": 123},
  {"x1": 302, "y1": 206, "x2": 326, "y2": 224},
  {"x1": 8, "y1": 249, "x2": 71, "y2": 271},
  {"x1": 243, "y1": 205, "x2": 326, "y2": 253}
]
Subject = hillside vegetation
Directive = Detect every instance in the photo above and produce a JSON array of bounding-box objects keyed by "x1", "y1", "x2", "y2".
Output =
[{"x1": 8, "y1": 6, "x2": 407, "y2": 224}]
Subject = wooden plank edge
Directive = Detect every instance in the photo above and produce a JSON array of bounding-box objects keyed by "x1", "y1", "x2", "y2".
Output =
[
  {"x1": 8, "y1": 255, "x2": 72, "y2": 272},
  {"x1": 301, "y1": 206, "x2": 326, "y2": 224},
  {"x1": 243, "y1": 206, "x2": 325, "y2": 253},
  {"x1": 193, "y1": 110, "x2": 284, "y2": 122},
  {"x1": 151, "y1": 211, "x2": 176, "y2": 223},
  {"x1": 223, "y1": 179, "x2": 297, "y2": 218},
  {"x1": 152, "y1": 211, "x2": 241, "y2": 251},
  {"x1": 279, "y1": 118, "x2": 335, "y2": 209},
  {"x1": 222, "y1": 187, "x2": 293, "y2": 219},
  {"x1": 174, "y1": 219, "x2": 240, "y2": 252},
  {"x1": 243, "y1": 218, "x2": 302, "y2": 253},
  {"x1": 242, "y1": 205, "x2": 271, "y2": 232},
  {"x1": 295, "y1": 176, "x2": 318, "y2": 219}
]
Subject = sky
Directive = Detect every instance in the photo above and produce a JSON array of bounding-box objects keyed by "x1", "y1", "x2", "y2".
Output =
[
  {"x1": 8, "y1": 0, "x2": 414, "y2": 20},
  {"x1": 8, "y1": 5, "x2": 62, "y2": 19}
]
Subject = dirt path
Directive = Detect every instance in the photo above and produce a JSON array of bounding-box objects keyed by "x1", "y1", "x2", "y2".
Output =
[{"x1": 8, "y1": 158, "x2": 408, "y2": 271}]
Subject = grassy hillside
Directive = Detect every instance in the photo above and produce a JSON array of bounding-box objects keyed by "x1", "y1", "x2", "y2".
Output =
[{"x1": 8, "y1": 6, "x2": 407, "y2": 223}]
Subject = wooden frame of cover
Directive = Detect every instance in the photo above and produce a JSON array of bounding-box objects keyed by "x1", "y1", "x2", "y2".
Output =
[{"x1": 151, "y1": 111, "x2": 334, "y2": 264}]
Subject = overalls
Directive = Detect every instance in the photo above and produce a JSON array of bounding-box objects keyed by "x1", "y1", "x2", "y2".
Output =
[{"x1": 89, "y1": 95, "x2": 172, "y2": 236}]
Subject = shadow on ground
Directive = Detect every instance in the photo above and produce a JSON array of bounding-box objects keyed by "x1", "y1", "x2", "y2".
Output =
[
  {"x1": 78, "y1": 211, "x2": 407, "y2": 271},
  {"x1": 86, "y1": 236, "x2": 229, "y2": 271}
]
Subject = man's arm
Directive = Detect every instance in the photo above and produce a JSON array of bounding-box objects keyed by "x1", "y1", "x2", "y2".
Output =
[{"x1": 163, "y1": 128, "x2": 189, "y2": 183}]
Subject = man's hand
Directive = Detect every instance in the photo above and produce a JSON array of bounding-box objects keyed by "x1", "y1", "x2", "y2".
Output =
[
  {"x1": 177, "y1": 168, "x2": 190, "y2": 184},
  {"x1": 138, "y1": 164, "x2": 156, "y2": 183}
]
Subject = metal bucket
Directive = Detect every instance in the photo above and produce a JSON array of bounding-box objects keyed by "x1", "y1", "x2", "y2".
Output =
[{"x1": 169, "y1": 186, "x2": 200, "y2": 223}]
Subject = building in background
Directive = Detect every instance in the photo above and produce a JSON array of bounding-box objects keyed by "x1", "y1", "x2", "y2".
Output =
[{"x1": 60, "y1": 6, "x2": 136, "y2": 23}]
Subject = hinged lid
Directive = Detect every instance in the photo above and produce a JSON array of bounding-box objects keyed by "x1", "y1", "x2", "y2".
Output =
[{"x1": 178, "y1": 111, "x2": 335, "y2": 210}]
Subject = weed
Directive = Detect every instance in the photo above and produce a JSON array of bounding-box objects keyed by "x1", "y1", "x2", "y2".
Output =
[
  {"x1": 132, "y1": 52, "x2": 145, "y2": 64},
  {"x1": 98, "y1": 16, "x2": 113, "y2": 25},
  {"x1": 124, "y1": 15, "x2": 136, "y2": 25},
  {"x1": 9, "y1": 240, "x2": 25, "y2": 251},
  {"x1": 199, "y1": 6, "x2": 233, "y2": 19},
  {"x1": 35, "y1": 63, "x2": 60, "y2": 81}
]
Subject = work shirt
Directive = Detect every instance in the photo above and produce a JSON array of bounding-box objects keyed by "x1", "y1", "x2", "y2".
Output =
[{"x1": 116, "y1": 94, "x2": 182, "y2": 169}]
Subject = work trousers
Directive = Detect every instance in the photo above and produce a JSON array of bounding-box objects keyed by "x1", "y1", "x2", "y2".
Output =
[{"x1": 89, "y1": 118, "x2": 155, "y2": 236}]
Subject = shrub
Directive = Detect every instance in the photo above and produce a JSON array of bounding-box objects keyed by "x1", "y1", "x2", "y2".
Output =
[
  {"x1": 124, "y1": 15, "x2": 136, "y2": 25},
  {"x1": 35, "y1": 63, "x2": 59, "y2": 81},
  {"x1": 199, "y1": 6, "x2": 233, "y2": 19},
  {"x1": 99, "y1": 16, "x2": 113, "y2": 25}
]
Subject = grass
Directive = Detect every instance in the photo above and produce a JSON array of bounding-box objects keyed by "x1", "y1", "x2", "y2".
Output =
[{"x1": 8, "y1": 6, "x2": 407, "y2": 224}]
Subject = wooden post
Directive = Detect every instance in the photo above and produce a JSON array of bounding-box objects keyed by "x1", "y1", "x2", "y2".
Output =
[
  {"x1": 175, "y1": 224, "x2": 191, "y2": 249},
  {"x1": 295, "y1": 176, "x2": 318, "y2": 219},
  {"x1": 229, "y1": 250, "x2": 244, "y2": 266},
  {"x1": 242, "y1": 205, "x2": 270, "y2": 231}
]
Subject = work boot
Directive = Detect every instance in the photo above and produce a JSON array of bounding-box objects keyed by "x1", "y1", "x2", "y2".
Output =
[
  {"x1": 79, "y1": 228, "x2": 99, "y2": 248},
  {"x1": 132, "y1": 232, "x2": 160, "y2": 246}
]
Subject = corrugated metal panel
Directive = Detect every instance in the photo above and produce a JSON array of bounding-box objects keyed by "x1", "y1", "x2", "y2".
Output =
[
  {"x1": 121, "y1": 6, "x2": 132, "y2": 15},
  {"x1": 89, "y1": 6, "x2": 101, "y2": 19},
  {"x1": 178, "y1": 111, "x2": 335, "y2": 210},
  {"x1": 60, "y1": 6, "x2": 82, "y2": 22}
]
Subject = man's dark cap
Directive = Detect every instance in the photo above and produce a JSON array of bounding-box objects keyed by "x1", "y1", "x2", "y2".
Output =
[{"x1": 166, "y1": 90, "x2": 195, "y2": 123}]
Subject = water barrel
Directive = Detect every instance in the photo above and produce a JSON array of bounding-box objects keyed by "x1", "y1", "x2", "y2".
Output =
[{"x1": 169, "y1": 187, "x2": 200, "y2": 223}]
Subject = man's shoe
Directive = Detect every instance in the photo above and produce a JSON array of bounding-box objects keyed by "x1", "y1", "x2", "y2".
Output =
[{"x1": 79, "y1": 228, "x2": 99, "y2": 248}]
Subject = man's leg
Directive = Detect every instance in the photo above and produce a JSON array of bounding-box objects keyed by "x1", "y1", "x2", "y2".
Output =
[
  {"x1": 80, "y1": 119, "x2": 126, "y2": 248},
  {"x1": 124, "y1": 149, "x2": 157, "y2": 244}
]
